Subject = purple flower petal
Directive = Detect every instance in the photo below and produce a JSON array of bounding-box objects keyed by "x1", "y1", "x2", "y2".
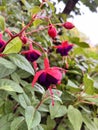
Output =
[
  {"x1": 56, "y1": 47, "x2": 68, "y2": 56},
  {"x1": 25, "y1": 51, "x2": 41, "y2": 62},
  {"x1": 38, "y1": 71, "x2": 60, "y2": 88},
  {"x1": 56, "y1": 45, "x2": 73, "y2": 56}
]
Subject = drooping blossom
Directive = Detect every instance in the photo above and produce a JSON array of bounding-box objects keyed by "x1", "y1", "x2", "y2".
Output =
[
  {"x1": 62, "y1": 22, "x2": 75, "y2": 30},
  {"x1": 0, "y1": 33, "x2": 6, "y2": 52},
  {"x1": 21, "y1": 43, "x2": 41, "y2": 62},
  {"x1": 48, "y1": 24, "x2": 57, "y2": 39},
  {"x1": 32, "y1": 58, "x2": 62, "y2": 88},
  {"x1": 55, "y1": 41, "x2": 73, "y2": 56}
]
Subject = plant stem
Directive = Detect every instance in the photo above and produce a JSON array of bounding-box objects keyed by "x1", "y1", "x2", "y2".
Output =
[{"x1": 6, "y1": 15, "x2": 36, "y2": 45}]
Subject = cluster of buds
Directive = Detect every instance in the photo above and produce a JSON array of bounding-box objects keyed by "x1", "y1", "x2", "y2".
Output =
[
  {"x1": 47, "y1": 22, "x2": 74, "y2": 56},
  {"x1": 48, "y1": 21, "x2": 74, "y2": 39}
]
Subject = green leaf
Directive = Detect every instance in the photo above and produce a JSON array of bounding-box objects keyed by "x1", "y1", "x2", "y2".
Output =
[
  {"x1": 25, "y1": 106, "x2": 34, "y2": 130},
  {"x1": 33, "y1": 19, "x2": 43, "y2": 27},
  {"x1": 16, "y1": 69, "x2": 31, "y2": 79},
  {"x1": 32, "y1": 125, "x2": 44, "y2": 130},
  {"x1": 0, "y1": 114, "x2": 12, "y2": 130},
  {"x1": 34, "y1": 83, "x2": 45, "y2": 94},
  {"x1": 4, "y1": 100, "x2": 14, "y2": 114},
  {"x1": 8, "y1": 54, "x2": 34, "y2": 75},
  {"x1": 38, "y1": 104, "x2": 49, "y2": 112},
  {"x1": 79, "y1": 42, "x2": 90, "y2": 48},
  {"x1": 0, "y1": 79, "x2": 23, "y2": 93},
  {"x1": 46, "y1": 116, "x2": 56, "y2": 130},
  {"x1": 94, "y1": 118, "x2": 98, "y2": 128},
  {"x1": 47, "y1": 2, "x2": 55, "y2": 12},
  {"x1": 70, "y1": 37, "x2": 89, "y2": 48},
  {"x1": 83, "y1": 74, "x2": 94, "y2": 94},
  {"x1": 82, "y1": 114, "x2": 98, "y2": 130},
  {"x1": 30, "y1": 6, "x2": 41, "y2": 15},
  {"x1": 21, "y1": 0, "x2": 31, "y2": 9},
  {"x1": 49, "y1": 101, "x2": 67, "y2": 119},
  {"x1": 0, "y1": 15, "x2": 5, "y2": 31},
  {"x1": 18, "y1": 93, "x2": 31, "y2": 109},
  {"x1": 0, "y1": 57, "x2": 16, "y2": 78},
  {"x1": 68, "y1": 105, "x2": 83, "y2": 130},
  {"x1": 11, "y1": 72, "x2": 21, "y2": 84},
  {"x1": 3, "y1": 37, "x2": 22, "y2": 54},
  {"x1": 10, "y1": 117, "x2": 24, "y2": 130},
  {"x1": 25, "y1": 106, "x2": 41, "y2": 130},
  {"x1": 19, "y1": 95, "x2": 27, "y2": 109},
  {"x1": 67, "y1": 80, "x2": 78, "y2": 88}
]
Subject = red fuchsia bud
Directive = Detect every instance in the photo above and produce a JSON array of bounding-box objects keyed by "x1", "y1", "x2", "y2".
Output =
[
  {"x1": 21, "y1": 43, "x2": 41, "y2": 62},
  {"x1": 48, "y1": 24, "x2": 57, "y2": 39},
  {"x1": 0, "y1": 33, "x2": 6, "y2": 52},
  {"x1": 62, "y1": 22, "x2": 75, "y2": 30},
  {"x1": 20, "y1": 36, "x2": 28, "y2": 44}
]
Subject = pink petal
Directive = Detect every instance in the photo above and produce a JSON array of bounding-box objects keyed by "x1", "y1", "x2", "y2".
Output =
[
  {"x1": 33, "y1": 49, "x2": 41, "y2": 56},
  {"x1": 47, "y1": 68, "x2": 62, "y2": 81},
  {"x1": 0, "y1": 33, "x2": 2, "y2": 39},
  {"x1": 32, "y1": 70, "x2": 45, "y2": 87},
  {"x1": 29, "y1": 43, "x2": 33, "y2": 50},
  {"x1": 32, "y1": 61, "x2": 38, "y2": 71},
  {"x1": 44, "y1": 58, "x2": 50, "y2": 69},
  {"x1": 62, "y1": 41, "x2": 69, "y2": 47}
]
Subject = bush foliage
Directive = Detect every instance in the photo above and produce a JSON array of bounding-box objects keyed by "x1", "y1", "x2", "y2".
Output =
[{"x1": 0, "y1": 0, "x2": 98, "y2": 130}]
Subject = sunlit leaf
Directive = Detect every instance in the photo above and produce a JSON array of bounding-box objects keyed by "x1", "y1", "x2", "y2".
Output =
[
  {"x1": 3, "y1": 37, "x2": 22, "y2": 54},
  {"x1": 0, "y1": 15, "x2": 5, "y2": 31},
  {"x1": 83, "y1": 74, "x2": 94, "y2": 95},
  {"x1": 0, "y1": 79, "x2": 23, "y2": 93}
]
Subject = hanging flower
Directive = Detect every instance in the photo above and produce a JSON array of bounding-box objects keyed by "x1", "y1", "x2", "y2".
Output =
[
  {"x1": 48, "y1": 24, "x2": 57, "y2": 39},
  {"x1": 32, "y1": 58, "x2": 62, "y2": 88},
  {"x1": 0, "y1": 33, "x2": 6, "y2": 52},
  {"x1": 62, "y1": 22, "x2": 75, "y2": 30},
  {"x1": 55, "y1": 41, "x2": 73, "y2": 56},
  {"x1": 21, "y1": 43, "x2": 41, "y2": 62}
]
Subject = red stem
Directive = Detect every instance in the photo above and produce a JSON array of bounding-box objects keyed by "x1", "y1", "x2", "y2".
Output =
[{"x1": 6, "y1": 15, "x2": 36, "y2": 45}]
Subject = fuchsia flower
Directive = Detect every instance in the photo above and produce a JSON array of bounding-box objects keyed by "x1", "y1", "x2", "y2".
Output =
[
  {"x1": 32, "y1": 58, "x2": 62, "y2": 88},
  {"x1": 62, "y1": 22, "x2": 75, "y2": 30},
  {"x1": 0, "y1": 33, "x2": 6, "y2": 52},
  {"x1": 21, "y1": 43, "x2": 41, "y2": 62},
  {"x1": 48, "y1": 24, "x2": 57, "y2": 39},
  {"x1": 55, "y1": 41, "x2": 73, "y2": 56}
]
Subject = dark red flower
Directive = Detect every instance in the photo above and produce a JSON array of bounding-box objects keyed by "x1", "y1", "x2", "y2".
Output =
[
  {"x1": 32, "y1": 58, "x2": 62, "y2": 88},
  {"x1": 0, "y1": 33, "x2": 6, "y2": 52},
  {"x1": 48, "y1": 24, "x2": 57, "y2": 39},
  {"x1": 62, "y1": 22, "x2": 75, "y2": 30},
  {"x1": 21, "y1": 43, "x2": 41, "y2": 62},
  {"x1": 55, "y1": 41, "x2": 73, "y2": 56}
]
